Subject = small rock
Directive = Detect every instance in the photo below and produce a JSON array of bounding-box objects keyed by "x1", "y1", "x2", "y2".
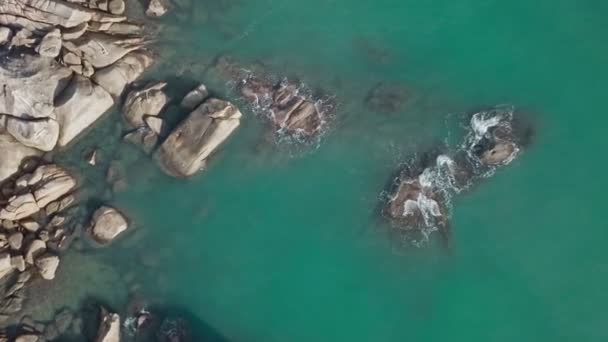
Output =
[
  {"x1": 8, "y1": 232, "x2": 23, "y2": 250},
  {"x1": 1, "y1": 220, "x2": 16, "y2": 230},
  {"x1": 62, "y1": 52, "x2": 81, "y2": 65},
  {"x1": 53, "y1": 308, "x2": 74, "y2": 335},
  {"x1": 35, "y1": 29, "x2": 62, "y2": 58},
  {"x1": 38, "y1": 230, "x2": 50, "y2": 242},
  {"x1": 20, "y1": 219, "x2": 40, "y2": 233},
  {"x1": 90, "y1": 206, "x2": 128, "y2": 244},
  {"x1": 108, "y1": 0, "x2": 126, "y2": 14},
  {"x1": 35, "y1": 253, "x2": 60, "y2": 280},
  {"x1": 0, "y1": 234, "x2": 7, "y2": 249},
  {"x1": 180, "y1": 84, "x2": 209, "y2": 111},
  {"x1": 146, "y1": 0, "x2": 169, "y2": 17},
  {"x1": 83, "y1": 60, "x2": 95, "y2": 78},
  {"x1": 25, "y1": 240, "x2": 46, "y2": 265},
  {"x1": 144, "y1": 116, "x2": 165, "y2": 136},
  {"x1": 11, "y1": 255, "x2": 26, "y2": 272}
]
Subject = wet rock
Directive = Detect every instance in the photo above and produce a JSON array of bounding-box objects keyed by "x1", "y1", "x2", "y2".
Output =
[
  {"x1": 35, "y1": 29, "x2": 62, "y2": 58},
  {"x1": 89, "y1": 206, "x2": 129, "y2": 244},
  {"x1": 155, "y1": 98, "x2": 242, "y2": 177},
  {"x1": 124, "y1": 126, "x2": 158, "y2": 153},
  {"x1": 8, "y1": 232, "x2": 23, "y2": 250},
  {"x1": 96, "y1": 308, "x2": 120, "y2": 342},
  {"x1": 181, "y1": 84, "x2": 209, "y2": 111},
  {"x1": 365, "y1": 81, "x2": 410, "y2": 113},
  {"x1": 53, "y1": 308, "x2": 74, "y2": 335},
  {"x1": 157, "y1": 316, "x2": 192, "y2": 342},
  {"x1": 122, "y1": 82, "x2": 169, "y2": 127},
  {"x1": 35, "y1": 253, "x2": 60, "y2": 280},
  {"x1": 146, "y1": 0, "x2": 170, "y2": 17},
  {"x1": 145, "y1": 116, "x2": 166, "y2": 136},
  {"x1": 25, "y1": 240, "x2": 46, "y2": 265}
]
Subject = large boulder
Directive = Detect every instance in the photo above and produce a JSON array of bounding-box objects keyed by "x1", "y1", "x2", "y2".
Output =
[
  {"x1": 0, "y1": 134, "x2": 42, "y2": 183},
  {"x1": 0, "y1": 53, "x2": 72, "y2": 119},
  {"x1": 122, "y1": 82, "x2": 169, "y2": 127},
  {"x1": 55, "y1": 75, "x2": 114, "y2": 147},
  {"x1": 92, "y1": 51, "x2": 154, "y2": 98},
  {"x1": 89, "y1": 206, "x2": 129, "y2": 244},
  {"x1": 155, "y1": 98, "x2": 242, "y2": 177},
  {"x1": 96, "y1": 308, "x2": 120, "y2": 342},
  {"x1": 4, "y1": 116, "x2": 60, "y2": 151}
]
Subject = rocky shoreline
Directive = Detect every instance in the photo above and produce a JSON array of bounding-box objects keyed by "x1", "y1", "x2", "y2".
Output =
[{"x1": 0, "y1": 0, "x2": 539, "y2": 340}]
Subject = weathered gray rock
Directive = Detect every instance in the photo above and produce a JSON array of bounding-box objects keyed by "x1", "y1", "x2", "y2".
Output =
[
  {"x1": 25, "y1": 240, "x2": 46, "y2": 265},
  {"x1": 20, "y1": 219, "x2": 40, "y2": 232},
  {"x1": 62, "y1": 52, "x2": 81, "y2": 65},
  {"x1": 122, "y1": 82, "x2": 169, "y2": 127},
  {"x1": 180, "y1": 84, "x2": 209, "y2": 111},
  {"x1": 8, "y1": 232, "x2": 23, "y2": 250},
  {"x1": 30, "y1": 165, "x2": 77, "y2": 208},
  {"x1": 108, "y1": 0, "x2": 126, "y2": 15},
  {"x1": 124, "y1": 127, "x2": 158, "y2": 154},
  {"x1": 92, "y1": 51, "x2": 154, "y2": 98},
  {"x1": 35, "y1": 254, "x2": 60, "y2": 280},
  {"x1": 4, "y1": 116, "x2": 60, "y2": 152},
  {"x1": 61, "y1": 22, "x2": 88, "y2": 40},
  {"x1": 35, "y1": 29, "x2": 62, "y2": 58},
  {"x1": 90, "y1": 206, "x2": 128, "y2": 244},
  {"x1": 63, "y1": 32, "x2": 144, "y2": 68},
  {"x1": 96, "y1": 308, "x2": 120, "y2": 342},
  {"x1": 55, "y1": 75, "x2": 114, "y2": 147},
  {"x1": 0, "y1": 53, "x2": 72, "y2": 119},
  {"x1": 155, "y1": 99, "x2": 242, "y2": 177},
  {"x1": 0, "y1": 193, "x2": 39, "y2": 221},
  {"x1": 0, "y1": 134, "x2": 42, "y2": 183}
]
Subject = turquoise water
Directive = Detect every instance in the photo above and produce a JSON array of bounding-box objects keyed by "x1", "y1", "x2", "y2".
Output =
[{"x1": 55, "y1": 1, "x2": 608, "y2": 341}]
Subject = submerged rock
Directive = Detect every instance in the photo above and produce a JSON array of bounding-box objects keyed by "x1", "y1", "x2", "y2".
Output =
[
  {"x1": 89, "y1": 206, "x2": 129, "y2": 244},
  {"x1": 155, "y1": 98, "x2": 242, "y2": 177},
  {"x1": 146, "y1": 0, "x2": 170, "y2": 17},
  {"x1": 365, "y1": 81, "x2": 410, "y2": 113},
  {"x1": 180, "y1": 84, "x2": 209, "y2": 111}
]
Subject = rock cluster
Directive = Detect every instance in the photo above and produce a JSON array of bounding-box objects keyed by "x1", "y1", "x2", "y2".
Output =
[
  {"x1": 214, "y1": 57, "x2": 333, "y2": 141},
  {"x1": 121, "y1": 81, "x2": 243, "y2": 178},
  {"x1": 383, "y1": 106, "x2": 532, "y2": 246},
  {"x1": 0, "y1": 164, "x2": 77, "y2": 283},
  {"x1": 0, "y1": 0, "x2": 153, "y2": 182},
  {"x1": 154, "y1": 85, "x2": 242, "y2": 178}
]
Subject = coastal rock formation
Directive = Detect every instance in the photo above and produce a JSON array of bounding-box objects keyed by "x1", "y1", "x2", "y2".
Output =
[
  {"x1": 0, "y1": 0, "x2": 153, "y2": 181},
  {"x1": 383, "y1": 106, "x2": 531, "y2": 246},
  {"x1": 122, "y1": 82, "x2": 169, "y2": 128},
  {"x1": 89, "y1": 206, "x2": 129, "y2": 244},
  {"x1": 214, "y1": 57, "x2": 333, "y2": 141},
  {"x1": 155, "y1": 98, "x2": 242, "y2": 177},
  {"x1": 146, "y1": 0, "x2": 170, "y2": 17},
  {"x1": 181, "y1": 84, "x2": 209, "y2": 111},
  {"x1": 96, "y1": 308, "x2": 120, "y2": 342}
]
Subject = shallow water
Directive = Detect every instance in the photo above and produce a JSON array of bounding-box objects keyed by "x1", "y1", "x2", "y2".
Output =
[{"x1": 51, "y1": 0, "x2": 608, "y2": 341}]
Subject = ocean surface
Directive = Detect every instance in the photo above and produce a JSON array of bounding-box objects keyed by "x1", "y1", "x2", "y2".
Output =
[{"x1": 41, "y1": 0, "x2": 608, "y2": 341}]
